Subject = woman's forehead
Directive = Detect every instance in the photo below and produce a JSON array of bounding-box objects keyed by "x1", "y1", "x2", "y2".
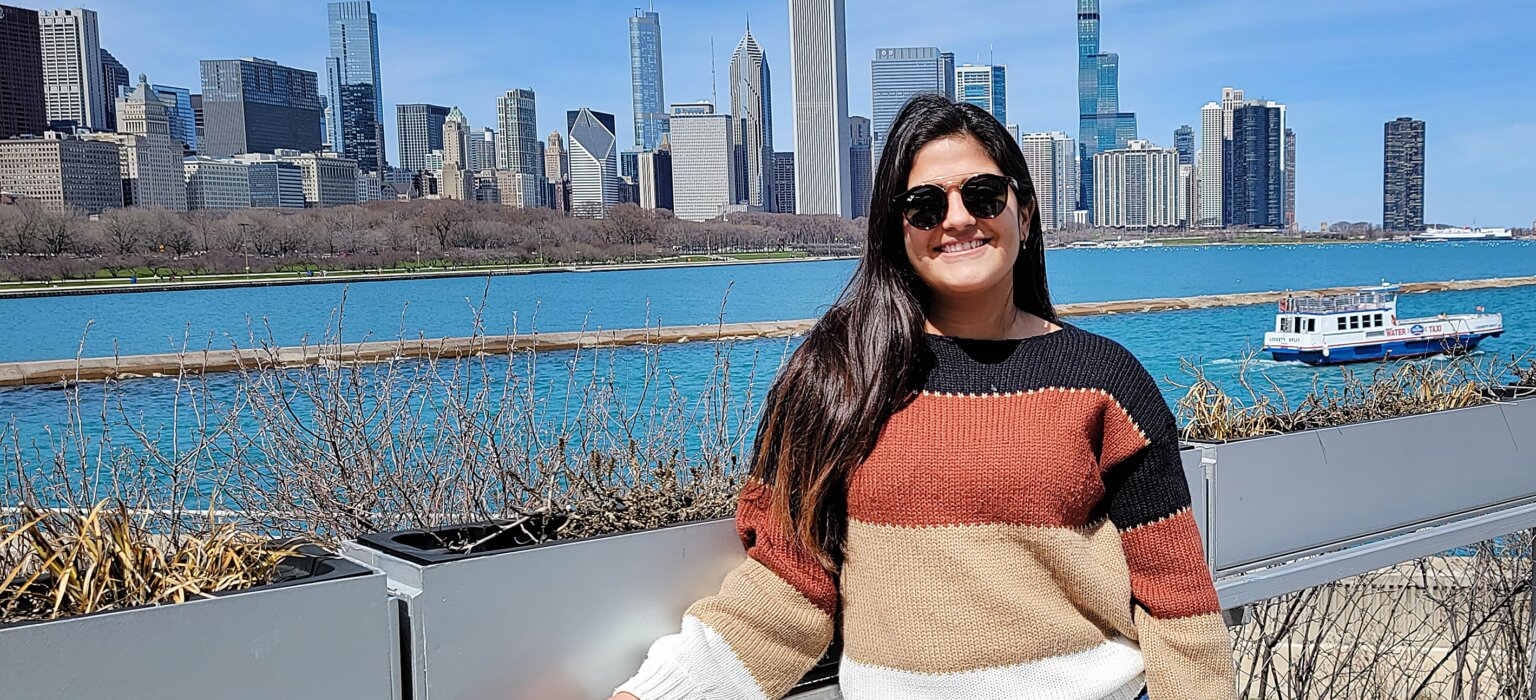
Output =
[{"x1": 908, "y1": 135, "x2": 1000, "y2": 184}]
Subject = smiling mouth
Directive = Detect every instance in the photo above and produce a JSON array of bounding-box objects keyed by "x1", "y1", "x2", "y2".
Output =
[{"x1": 937, "y1": 238, "x2": 989, "y2": 254}]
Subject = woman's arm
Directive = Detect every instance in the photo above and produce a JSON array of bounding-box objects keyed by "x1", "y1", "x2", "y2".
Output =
[
  {"x1": 612, "y1": 481, "x2": 838, "y2": 700},
  {"x1": 1099, "y1": 357, "x2": 1237, "y2": 699}
]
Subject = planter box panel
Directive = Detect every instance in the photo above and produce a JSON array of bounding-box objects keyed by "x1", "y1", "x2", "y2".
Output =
[
  {"x1": 347, "y1": 518, "x2": 746, "y2": 700},
  {"x1": 1207, "y1": 401, "x2": 1536, "y2": 573},
  {"x1": 0, "y1": 567, "x2": 395, "y2": 699},
  {"x1": 1179, "y1": 446, "x2": 1210, "y2": 561}
]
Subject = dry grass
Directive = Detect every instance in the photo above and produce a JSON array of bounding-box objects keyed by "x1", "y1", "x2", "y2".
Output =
[
  {"x1": 0, "y1": 499, "x2": 301, "y2": 625},
  {"x1": 1176, "y1": 352, "x2": 1514, "y2": 443}
]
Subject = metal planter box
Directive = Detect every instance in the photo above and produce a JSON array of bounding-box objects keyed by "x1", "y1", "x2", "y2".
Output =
[
  {"x1": 345, "y1": 517, "x2": 838, "y2": 700},
  {"x1": 0, "y1": 549, "x2": 397, "y2": 699},
  {"x1": 1192, "y1": 394, "x2": 1536, "y2": 607}
]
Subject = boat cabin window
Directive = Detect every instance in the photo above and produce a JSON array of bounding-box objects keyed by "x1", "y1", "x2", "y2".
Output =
[
  {"x1": 1349, "y1": 316, "x2": 1360, "y2": 330},
  {"x1": 1306, "y1": 318, "x2": 1316, "y2": 332},
  {"x1": 1374, "y1": 313, "x2": 1383, "y2": 327},
  {"x1": 1281, "y1": 317, "x2": 1293, "y2": 332},
  {"x1": 1337, "y1": 317, "x2": 1347, "y2": 331}
]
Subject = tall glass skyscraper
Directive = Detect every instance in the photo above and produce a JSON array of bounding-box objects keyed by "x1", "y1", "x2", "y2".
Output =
[
  {"x1": 1077, "y1": 0, "x2": 1137, "y2": 221},
  {"x1": 1223, "y1": 101, "x2": 1286, "y2": 228},
  {"x1": 956, "y1": 64, "x2": 1006, "y2": 125},
  {"x1": 1173, "y1": 124, "x2": 1194, "y2": 166},
  {"x1": 629, "y1": 9, "x2": 667, "y2": 151},
  {"x1": 325, "y1": 1, "x2": 384, "y2": 173},
  {"x1": 730, "y1": 24, "x2": 772, "y2": 209},
  {"x1": 150, "y1": 84, "x2": 196, "y2": 152},
  {"x1": 199, "y1": 58, "x2": 323, "y2": 158},
  {"x1": 870, "y1": 47, "x2": 947, "y2": 167},
  {"x1": 1383, "y1": 117, "x2": 1425, "y2": 231}
]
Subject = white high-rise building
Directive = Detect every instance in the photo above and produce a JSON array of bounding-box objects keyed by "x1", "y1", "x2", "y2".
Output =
[
  {"x1": 730, "y1": 24, "x2": 773, "y2": 209},
  {"x1": 1198, "y1": 101, "x2": 1222, "y2": 228},
  {"x1": 1092, "y1": 140, "x2": 1179, "y2": 229},
  {"x1": 955, "y1": 64, "x2": 1006, "y2": 124},
  {"x1": 788, "y1": 0, "x2": 851, "y2": 217},
  {"x1": 38, "y1": 8, "x2": 106, "y2": 130},
  {"x1": 566, "y1": 107, "x2": 618, "y2": 218},
  {"x1": 497, "y1": 88, "x2": 545, "y2": 207},
  {"x1": 183, "y1": 156, "x2": 251, "y2": 210},
  {"x1": 440, "y1": 106, "x2": 471, "y2": 201},
  {"x1": 82, "y1": 75, "x2": 187, "y2": 211},
  {"x1": 668, "y1": 102, "x2": 735, "y2": 222},
  {"x1": 1019, "y1": 131, "x2": 1078, "y2": 231},
  {"x1": 1177, "y1": 163, "x2": 1198, "y2": 228}
]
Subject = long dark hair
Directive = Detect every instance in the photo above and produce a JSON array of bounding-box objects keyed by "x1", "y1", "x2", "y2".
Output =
[{"x1": 749, "y1": 94, "x2": 1056, "y2": 571}]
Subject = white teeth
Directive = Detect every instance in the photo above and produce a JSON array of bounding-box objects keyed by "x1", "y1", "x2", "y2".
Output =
[{"x1": 940, "y1": 239, "x2": 986, "y2": 254}]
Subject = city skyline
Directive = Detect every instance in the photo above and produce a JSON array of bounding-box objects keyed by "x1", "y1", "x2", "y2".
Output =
[{"x1": 14, "y1": 0, "x2": 1535, "y2": 227}]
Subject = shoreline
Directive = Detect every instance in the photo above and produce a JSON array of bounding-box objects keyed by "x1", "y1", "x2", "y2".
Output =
[
  {"x1": 0, "y1": 254, "x2": 857, "y2": 299},
  {"x1": 3, "y1": 274, "x2": 1532, "y2": 387}
]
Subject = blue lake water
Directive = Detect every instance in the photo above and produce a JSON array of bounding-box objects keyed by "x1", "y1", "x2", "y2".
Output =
[
  {"x1": 2, "y1": 241, "x2": 1535, "y2": 469},
  {"x1": 4, "y1": 241, "x2": 1536, "y2": 363}
]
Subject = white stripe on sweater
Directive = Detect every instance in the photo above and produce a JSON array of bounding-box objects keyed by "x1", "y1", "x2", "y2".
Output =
[
  {"x1": 838, "y1": 637, "x2": 1145, "y2": 700},
  {"x1": 614, "y1": 615, "x2": 767, "y2": 700}
]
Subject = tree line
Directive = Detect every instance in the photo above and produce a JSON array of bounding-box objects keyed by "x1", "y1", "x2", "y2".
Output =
[{"x1": 0, "y1": 200, "x2": 866, "y2": 282}]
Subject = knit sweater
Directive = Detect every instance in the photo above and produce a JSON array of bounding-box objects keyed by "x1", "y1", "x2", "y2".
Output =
[{"x1": 617, "y1": 324, "x2": 1236, "y2": 699}]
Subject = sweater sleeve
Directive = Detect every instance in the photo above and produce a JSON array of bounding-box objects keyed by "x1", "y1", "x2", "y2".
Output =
[
  {"x1": 1099, "y1": 356, "x2": 1236, "y2": 700},
  {"x1": 615, "y1": 481, "x2": 837, "y2": 700}
]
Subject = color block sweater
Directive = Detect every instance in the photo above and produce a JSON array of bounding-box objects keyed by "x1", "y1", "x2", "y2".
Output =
[{"x1": 617, "y1": 324, "x2": 1236, "y2": 699}]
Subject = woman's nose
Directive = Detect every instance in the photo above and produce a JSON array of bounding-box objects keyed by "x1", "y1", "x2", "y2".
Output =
[{"x1": 940, "y1": 188, "x2": 974, "y2": 231}]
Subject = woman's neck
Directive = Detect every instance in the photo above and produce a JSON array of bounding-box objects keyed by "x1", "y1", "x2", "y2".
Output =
[{"x1": 924, "y1": 285, "x2": 1057, "y2": 341}]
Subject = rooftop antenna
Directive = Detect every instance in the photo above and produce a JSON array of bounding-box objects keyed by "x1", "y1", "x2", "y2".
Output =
[
  {"x1": 989, "y1": 44, "x2": 994, "y2": 65},
  {"x1": 710, "y1": 36, "x2": 718, "y2": 109}
]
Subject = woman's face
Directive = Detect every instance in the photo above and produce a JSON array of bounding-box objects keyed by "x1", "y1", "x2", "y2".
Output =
[{"x1": 900, "y1": 134, "x2": 1029, "y2": 300}]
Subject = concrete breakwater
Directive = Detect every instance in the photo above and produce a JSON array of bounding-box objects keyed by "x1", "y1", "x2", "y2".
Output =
[{"x1": 2, "y1": 275, "x2": 1532, "y2": 388}]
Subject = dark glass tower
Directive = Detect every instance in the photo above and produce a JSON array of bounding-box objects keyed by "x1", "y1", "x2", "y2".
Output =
[
  {"x1": 199, "y1": 58, "x2": 323, "y2": 157},
  {"x1": 1223, "y1": 103, "x2": 1285, "y2": 228},
  {"x1": 1077, "y1": 0, "x2": 1137, "y2": 222},
  {"x1": 326, "y1": 1, "x2": 385, "y2": 172},
  {"x1": 1383, "y1": 117, "x2": 1425, "y2": 231},
  {"x1": 629, "y1": 9, "x2": 667, "y2": 151},
  {"x1": 0, "y1": 4, "x2": 45, "y2": 139}
]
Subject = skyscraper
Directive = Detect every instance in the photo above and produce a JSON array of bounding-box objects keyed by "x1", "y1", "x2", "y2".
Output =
[
  {"x1": 1020, "y1": 131, "x2": 1078, "y2": 231},
  {"x1": 1197, "y1": 102, "x2": 1222, "y2": 227},
  {"x1": 629, "y1": 8, "x2": 667, "y2": 151},
  {"x1": 1077, "y1": 0, "x2": 1138, "y2": 221},
  {"x1": 0, "y1": 134, "x2": 122, "y2": 213},
  {"x1": 772, "y1": 151, "x2": 796, "y2": 215},
  {"x1": 955, "y1": 64, "x2": 1006, "y2": 125},
  {"x1": 870, "y1": 47, "x2": 947, "y2": 167},
  {"x1": 39, "y1": 9, "x2": 105, "y2": 130},
  {"x1": 849, "y1": 115, "x2": 872, "y2": 219},
  {"x1": 637, "y1": 139, "x2": 673, "y2": 212},
  {"x1": 566, "y1": 107, "x2": 618, "y2": 218},
  {"x1": 99, "y1": 49, "x2": 128, "y2": 131},
  {"x1": 470, "y1": 127, "x2": 497, "y2": 173},
  {"x1": 497, "y1": 88, "x2": 544, "y2": 207},
  {"x1": 1384, "y1": 117, "x2": 1425, "y2": 232},
  {"x1": 325, "y1": 1, "x2": 385, "y2": 173},
  {"x1": 1223, "y1": 101, "x2": 1286, "y2": 228},
  {"x1": 545, "y1": 130, "x2": 568, "y2": 182},
  {"x1": 439, "y1": 106, "x2": 470, "y2": 200},
  {"x1": 1173, "y1": 124, "x2": 1194, "y2": 166},
  {"x1": 83, "y1": 74, "x2": 186, "y2": 210},
  {"x1": 149, "y1": 84, "x2": 196, "y2": 152},
  {"x1": 730, "y1": 23, "x2": 773, "y2": 210},
  {"x1": 0, "y1": 4, "x2": 45, "y2": 139},
  {"x1": 395, "y1": 103, "x2": 449, "y2": 173},
  {"x1": 1093, "y1": 140, "x2": 1179, "y2": 229},
  {"x1": 668, "y1": 102, "x2": 734, "y2": 221},
  {"x1": 199, "y1": 58, "x2": 323, "y2": 158},
  {"x1": 788, "y1": 0, "x2": 851, "y2": 217}
]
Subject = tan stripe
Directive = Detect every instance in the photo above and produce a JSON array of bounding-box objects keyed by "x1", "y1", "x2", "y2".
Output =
[
  {"x1": 840, "y1": 517, "x2": 1136, "y2": 674},
  {"x1": 687, "y1": 557, "x2": 835, "y2": 698},
  {"x1": 1137, "y1": 611, "x2": 1237, "y2": 699}
]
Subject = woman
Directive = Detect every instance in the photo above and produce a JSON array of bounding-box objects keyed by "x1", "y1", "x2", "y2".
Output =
[{"x1": 611, "y1": 95, "x2": 1235, "y2": 700}]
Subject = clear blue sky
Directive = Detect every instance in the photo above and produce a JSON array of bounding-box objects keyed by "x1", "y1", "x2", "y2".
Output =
[{"x1": 82, "y1": 0, "x2": 1534, "y2": 228}]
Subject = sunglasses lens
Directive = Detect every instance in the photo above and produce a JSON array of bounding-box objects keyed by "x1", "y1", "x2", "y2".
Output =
[
  {"x1": 901, "y1": 186, "x2": 946, "y2": 229},
  {"x1": 961, "y1": 174, "x2": 1011, "y2": 219}
]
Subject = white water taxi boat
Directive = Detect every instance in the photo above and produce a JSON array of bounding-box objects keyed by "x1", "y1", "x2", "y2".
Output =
[{"x1": 1261, "y1": 284, "x2": 1503, "y2": 365}]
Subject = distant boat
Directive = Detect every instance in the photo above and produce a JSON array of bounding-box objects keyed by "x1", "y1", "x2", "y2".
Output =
[
  {"x1": 1261, "y1": 283, "x2": 1503, "y2": 365},
  {"x1": 1409, "y1": 227, "x2": 1513, "y2": 242}
]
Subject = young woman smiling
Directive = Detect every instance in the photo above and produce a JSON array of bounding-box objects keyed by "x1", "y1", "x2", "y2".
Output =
[{"x1": 611, "y1": 95, "x2": 1236, "y2": 700}]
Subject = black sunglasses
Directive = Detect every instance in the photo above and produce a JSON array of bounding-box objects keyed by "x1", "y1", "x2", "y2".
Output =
[{"x1": 892, "y1": 172, "x2": 1027, "y2": 230}]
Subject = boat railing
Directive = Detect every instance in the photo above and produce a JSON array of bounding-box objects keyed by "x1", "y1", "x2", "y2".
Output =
[{"x1": 1285, "y1": 291, "x2": 1396, "y2": 314}]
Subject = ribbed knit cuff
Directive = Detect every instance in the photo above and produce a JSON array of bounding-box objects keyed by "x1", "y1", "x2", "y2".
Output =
[{"x1": 613, "y1": 654, "x2": 699, "y2": 700}]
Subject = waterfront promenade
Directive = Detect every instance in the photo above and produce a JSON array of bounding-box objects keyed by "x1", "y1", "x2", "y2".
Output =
[{"x1": 4, "y1": 274, "x2": 1532, "y2": 387}]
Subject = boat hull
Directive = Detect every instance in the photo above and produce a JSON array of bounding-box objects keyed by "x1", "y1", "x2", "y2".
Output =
[{"x1": 1266, "y1": 332, "x2": 1501, "y2": 366}]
